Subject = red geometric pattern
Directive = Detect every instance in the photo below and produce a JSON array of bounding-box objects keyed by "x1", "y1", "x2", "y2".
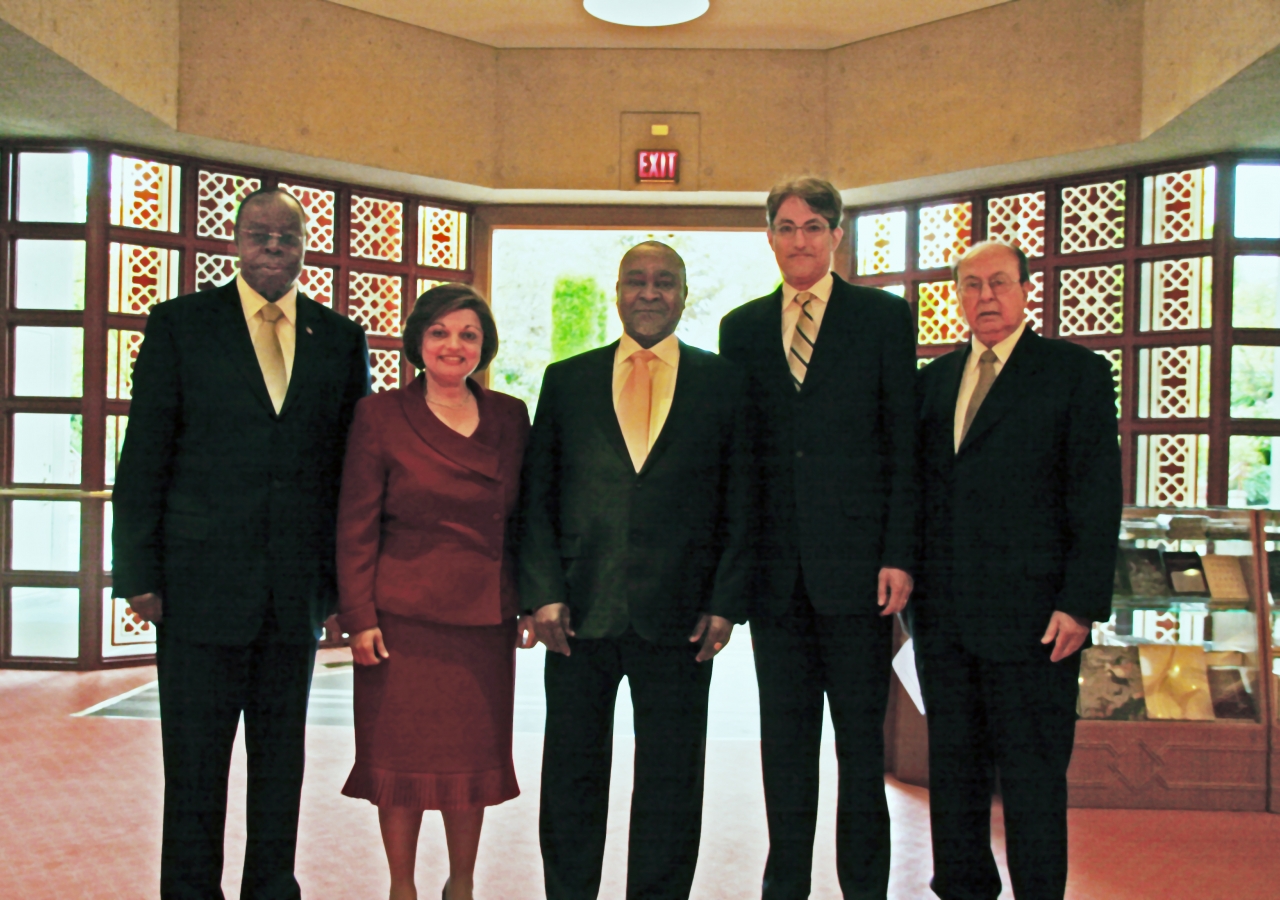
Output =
[
  {"x1": 1140, "y1": 256, "x2": 1212, "y2": 331},
  {"x1": 1139, "y1": 345, "x2": 1210, "y2": 419},
  {"x1": 986, "y1": 191, "x2": 1046, "y2": 257},
  {"x1": 194, "y1": 252, "x2": 239, "y2": 291},
  {"x1": 299, "y1": 266, "x2": 334, "y2": 307},
  {"x1": 348, "y1": 272, "x2": 403, "y2": 336},
  {"x1": 196, "y1": 169, "x2": 261, "y2": 240},
  {"x1": 917, "y1": 202, "x2": 972, "y2": 270},
  {"x1": 110, "y1": 596, "x2": 156, "y2": 646},
  {"x1": 350, "y1": 194, "x2": 404, "y2": 262},
  {"x1": 417, "y1": 206, "x2": 468, "y2": 269},
  {"x1": 917, "y1": 280, "x2": 969, "y2": 345},
  {"x1": 1143, "y1": 167, "x2": 1215, "y2": 245},
  {"x1": 369, "y1": 349, "x2": 403, "y2": 393},
  {"x1": 1058, "y1": 264, "x2": 1124, "y2": 336},
  {"x1": 1060, "y1": 179, "x2": 1126, "y2": 254},
  {"x1": 1137, "y1": 433, "x2": 1208, "y2": 507},
  {"x1": 108, "y1": 243, "x2": 180, "y2": 315},
  {"x1": 278, "y1": 182, "x2": 337, "y2": 254},
  {"x1": 106, "y1": 330, "x2": 145, "y2": 400},
  {"x1": 109, "y1": 155, "x2": 181, "y2": 232},
  {"x1": 855, "y1": 211, "x2": 907, "y2": 275}
]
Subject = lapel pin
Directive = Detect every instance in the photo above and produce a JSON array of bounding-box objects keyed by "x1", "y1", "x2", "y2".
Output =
[{"x1": 306, "y1": 326, "x2": 313, "y2": 335}]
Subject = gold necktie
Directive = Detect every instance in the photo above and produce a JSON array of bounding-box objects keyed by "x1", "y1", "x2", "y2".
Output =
[
  {"x1": 617, "y1": 349, "x2": 656, "y2": 472},
  {"x1": 960, "y1": 349, "x2": 999, "y2": 443},
  {"x1": 254, "y1": 303, "x2": 288, "y2": 413},
  {"x1": 788, "y1": 292, "x2": 817, "y2": 391}
]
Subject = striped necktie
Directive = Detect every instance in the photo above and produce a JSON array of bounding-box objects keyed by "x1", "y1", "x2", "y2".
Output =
[{"x1": 788, "y1": 292, "x2": 817, "y2": 391}]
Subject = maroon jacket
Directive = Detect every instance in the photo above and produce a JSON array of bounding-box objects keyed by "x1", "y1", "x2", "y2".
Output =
[{"x1": 335, "y1": 375, "x2": 530, "y2": 634}]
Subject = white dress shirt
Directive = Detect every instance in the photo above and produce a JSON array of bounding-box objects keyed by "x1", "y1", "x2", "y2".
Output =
[
  {"x1": 612, "y1": 332, "x2": 680, "y2": 454},
  {"x1": 953, "y1": 318, "x2": 1027, "y2": 452}
]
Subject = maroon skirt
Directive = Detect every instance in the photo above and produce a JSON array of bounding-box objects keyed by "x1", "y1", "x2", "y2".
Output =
[{"x1": 341, "y1": 611, "x2": 520, "y2": 810}]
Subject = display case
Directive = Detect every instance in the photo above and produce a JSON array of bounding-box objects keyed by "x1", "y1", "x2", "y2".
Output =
[{"x1": 1067, "y1": 507, "x2": 1270, "y2": 810}]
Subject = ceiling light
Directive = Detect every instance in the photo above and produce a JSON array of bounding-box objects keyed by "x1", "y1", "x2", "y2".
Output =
[{"x1": 584, "y1": 0, "x2": 709, "y2": 28}]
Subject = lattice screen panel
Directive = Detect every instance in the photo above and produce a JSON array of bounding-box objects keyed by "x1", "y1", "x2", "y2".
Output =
[
  {"x1": 109, "y1": 155, "x2": 181, "y2": 232},
  {"x1": 108, "y1": 244, "x2": 180, "y2": 315},
  {"x1": 195, "y1": 252, "x2": 239, "y2": 291},
  {"x1": 986, "y1": 191, "x2": 1046, "y2": 257},
  {"x1": 1060, "y1": 180, "x2": 1126, "y2": 254},
  {"x1": 106, "y1": 330, "x2": 145, "y2": 400},
  {"x1": 1139, "y1": 257, "x2": 1212, "y2": 332},
  {"x1": 1142, "y1": 167, "x2": 1215, "y2": 245},
  {"x1": 350, "y1": 195, "x2": 404, "y2": 262},
  {"x1": 196, "y1": 170, "x2": 262, "y2": 240},
  {"x1": 1136, "y1": 433, "x2": 1209, "y2": 507},
  {"x1": 855, "y1": 211, "x2": 907, "y2": 275},
  {"x1": 110, "y1": 596, "x2": 156, "y2": 647},
  {"x1": 1097, "y1": 348, "x2": 1123, "y2": 416},
  {"x1": 369, "y1": 348, "x2": 403, "y2": 393},
  {"x1": 918, "y1": 202, "x2": 972, "y2": 270},
  {"x1": 1138, "y1": 345, "x2": 1210, "y2": 418},
  {"x1": 1026, "y1": 271, "x2": 1045, "y2": 333},
  {"x1": 917, "y1": 280, "x2": 969, "y2": 345},
  {"x1": 418, "y1": 206, "x2": 468, "y2": 269},
  {"x1": 1058, "y1": 264, "x2": 1124, "y2": 336},
  {"x1": 299, "y1": 266, "x2": 334, "y2": 307},
  {"x1": 277, "y1": 182, "x2": 337, "y2": 254},
  {"x1": 348, "y1": 272, "x2": 403, "y2": 336}
]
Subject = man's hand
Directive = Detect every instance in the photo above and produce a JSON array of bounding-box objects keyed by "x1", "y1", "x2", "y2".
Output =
[
  {"x1": 877, "y1": 567, "x2": 913, "y2": 616},
  {"x1": 534, "y1": 603, "x2": 575, "y2": 656},
  {"x1": 350, "y1": 627, "x2": 390, "y2": 666},
  {"x1": 128, "y1": 593, "x2": 164, "y2": 624},
  {"x1": 1041, "y1": 611, "x2": 1090, "y2": 662},
  {"x1": 517, "y1": 615, "x2": 539, "y2": 650},
  {"x1": 689, "y1": 614, "x2": 733, "y2": 663}
]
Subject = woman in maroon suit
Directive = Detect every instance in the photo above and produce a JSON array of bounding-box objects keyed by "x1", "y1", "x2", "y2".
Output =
[{"x1": 336, "y1": 283, "x2": 535, "y2": 900}]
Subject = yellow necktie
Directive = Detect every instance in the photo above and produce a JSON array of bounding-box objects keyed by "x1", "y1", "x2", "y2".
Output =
[
  {"x1": 254, "y1": 303, "x2": 288, "y2": 413},
  {"x1": 788, "y1": 292, "x2": 817, "y2": 391},
  {"x1": 960, "y1": 349, "x2": 999, "y2": 443},
  {"x1": 618, "y1": 349, "x2": 656, "y2": 472}
]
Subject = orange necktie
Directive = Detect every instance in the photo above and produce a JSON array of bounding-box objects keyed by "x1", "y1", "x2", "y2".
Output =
[{"x1": 617, "y1": 349, "x2": 656, "y2": 471}]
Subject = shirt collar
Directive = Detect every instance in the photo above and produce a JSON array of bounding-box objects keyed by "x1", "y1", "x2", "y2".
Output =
[
  {"x1": 617, "y1": 332, "x2": 680, "y2": 368},
  {"x1": 237, "y1": 273, "x2": 298, "y2": 325},
  {"x1": 970, "y1": 318, "x2": 1027, "y2": 369},
  {"x1": 781, "y1": 271, "x2": 834, "y2": 308}
]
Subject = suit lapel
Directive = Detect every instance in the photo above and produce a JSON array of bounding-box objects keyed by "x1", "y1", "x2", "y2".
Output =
[
  {"x1": 749, "y1": 289, "x2": 794, "y2": 397},
  {"x1": 957, "y1": 330, "x2": 1043, "y2": 455},
  {"x1": 799, "y1": 276, "x2": 857, "y2": 395},
  {"x1": 277, "y1": 294, "x2": 319, "y2": 419},
  {"x1": 398, "y1": 375, "x2": 500, "y2": 480},
  {"x1": 638, "y1": 340, "x2": 695, "y2": 475},
  {"x1": 585, "y1": 342, "x2": 634, "y2": 470},
  {"x1": 207, "y1": 281, "x2": 276, "y2": 416}
]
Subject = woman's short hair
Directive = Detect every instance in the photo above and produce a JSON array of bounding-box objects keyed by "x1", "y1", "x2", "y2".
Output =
[
  {"x1": 402, "y1": 283, "x2": 499, "y2": 372},
  {"x1": 765, "y1": 176, "x2": 844, "y2": 231}
]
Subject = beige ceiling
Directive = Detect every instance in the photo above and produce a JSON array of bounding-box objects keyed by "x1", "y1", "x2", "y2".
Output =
[{"x1": 322, "y1": 0, "x2": 1013, "y2": 50}]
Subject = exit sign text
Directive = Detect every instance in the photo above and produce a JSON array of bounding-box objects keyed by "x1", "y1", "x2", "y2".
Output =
[{"x1": 637, "y1": 150, "x2": 679, "y2": 183}]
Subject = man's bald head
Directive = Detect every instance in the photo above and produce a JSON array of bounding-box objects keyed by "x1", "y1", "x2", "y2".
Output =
[{"x1": 616, "y1": 240, "x2": 688, "y2": 348}]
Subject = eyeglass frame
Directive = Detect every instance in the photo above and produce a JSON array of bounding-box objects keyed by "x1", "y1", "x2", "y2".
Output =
[
  {"x1": 957, "y1": 273, "x2": 1029, "y2": 299},
  {"x1": 237, "y1": 230, "x2": 305, "y2": 249}
]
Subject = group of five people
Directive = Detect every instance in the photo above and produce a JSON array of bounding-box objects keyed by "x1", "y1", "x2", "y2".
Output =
[{"x1": 112, "y1": 175, "x2": 1120, "y2": 900}]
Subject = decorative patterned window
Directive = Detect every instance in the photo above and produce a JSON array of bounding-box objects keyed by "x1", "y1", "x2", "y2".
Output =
[
  {"x1": 1060, "y1": 179, "x2": 1126, "y2": 254},
  {"x1": 917, "y1": 202, "x2": 972, "y2": 270},
  {"x1": 1025, "y1": 272, "x2": 1045, "y2": 333},
  {"x1": 987, "y1": 191, "x2": 1046, "y2": 257},
  {"x1": 196, "y1": 169, "x2": 260, "y2": 240},
  {"x1": 299, "y1": 266, "x2": 335, "y2": 307},
  {"x1": 1096, "y1": 348, "x2": 1123, "y2": 415},
  {"x1": 108, "y1": 244, "x2": 180, "y2": 315},
  {"x1": 350, "y1": 194, "x2": 404, "y2": 262},
  {"x1": 106, "y1": 330, "x2": 145, "y2": 400},
  {"x1": 1058, "y1": 264, "x2": 1124, "y2": 336},
  {"x1": 195, "y1": 252, "x2": 240, "y2": 292},
  {"x1": 369, "y1": 348, "x2": 404, "y2": 393},
  {"x1": 1142, "y1": 167, "x2": 1215, "y2": 244},
  {"x1": 1135, "y1": 434, "x2": 1209, "y2": 507},
  {"x1": 110, "y1": 155, "x2": 182, "y2": 232},
  {"x1": 855, "y1": 211, "x2": 906, "y2": 275},
  {"x1": 1139, "y1": 257, "x2": 1211, "y2": 331},
  {"x1": 1137, "y1": 346, "x2": 1210, "y2": 418},
  {"x1": 348, "y1": 272, "x2": 404, "y2": 336},
  {"x1": 278, "y1": 183, "x2": 337, "y2": 254},
  {"x1": 916, "y1": 281, "x2": 969, "y2": 345},
  {"x1": 418, "y1": 206, "x2": 468, "y2": 269}
]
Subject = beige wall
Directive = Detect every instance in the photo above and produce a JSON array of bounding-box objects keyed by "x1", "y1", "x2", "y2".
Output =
[
  {"x1": 0, "y1": 0, "x2": 179, "y2": 126},
  {"x1": 1142, "y1": 0, "x2": 1280, "y2": 136}
]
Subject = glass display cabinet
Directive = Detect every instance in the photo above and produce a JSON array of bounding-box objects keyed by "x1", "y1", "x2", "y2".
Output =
[{"x1": 1067, "y1": 507, "x2": 1269, "y2": 810}]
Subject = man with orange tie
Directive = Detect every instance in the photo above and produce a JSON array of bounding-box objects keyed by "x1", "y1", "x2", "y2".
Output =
[
  {"x1": 519, "y1": 240, "x2": 751, "y2": 900},
  {"x1": 720, "y1": 177, "x2": 918, "y2": 900}
]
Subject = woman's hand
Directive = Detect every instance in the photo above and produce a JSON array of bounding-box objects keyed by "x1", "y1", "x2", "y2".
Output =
[
  {"x1": 516, "y1": 615, "x2": 539, "y2": 649},
  {"x1": 350, "y1": 626, "x2": 389, "y2": 666}
]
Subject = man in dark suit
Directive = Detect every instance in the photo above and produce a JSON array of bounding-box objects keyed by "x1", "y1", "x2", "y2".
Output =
[
  {"x1": 719, "y1": 177, "x2": 917, "y2": 900},
  {"x1": 519, "y1": 241, "x2": 750, "y2": 900},
  {"x1": 913, "y1": 240, "x2": 1120, "y2": 900},
  {"x1": 112, "y1": 188, "x2": 369, "y2": 899}
]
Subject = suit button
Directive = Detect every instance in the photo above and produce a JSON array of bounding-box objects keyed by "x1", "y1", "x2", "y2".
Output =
[{"x1": 795, "y1": 450, "x2": 804, "y2": 458}]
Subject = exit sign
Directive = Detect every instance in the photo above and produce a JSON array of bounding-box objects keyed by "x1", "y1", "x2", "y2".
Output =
[{"x1": 637, "y1": 150, "x2": 679, "y2": 183}]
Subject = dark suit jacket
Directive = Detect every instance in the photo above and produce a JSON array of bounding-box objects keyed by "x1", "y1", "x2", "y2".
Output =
[
  {"x1": 718, "y1": 273, "x2": 918, "y2": 617},
  {"x1": 335, "y1": 376, "x2": 530, "y2": 634},
  {"x1": 111, "y1": 281, "x2": 370, "y2": 645},
  {"x1": 912, "y1": 329, "x2": 1121, "y2": 662},
  {"x1": 517, "y1": 340, "x2": 751, "y2": 645}
]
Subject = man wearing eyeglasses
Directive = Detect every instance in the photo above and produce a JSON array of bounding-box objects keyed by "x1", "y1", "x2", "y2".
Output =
[
  {"x1": 719, "y1": 177, "x2": 918, "y2": 900},
  {"x1": 912, "y1": 240, "x2": 1120, "y2": 900},
  {"x1": 113, "y1": 188, "x2": 370, "y2": 899}
]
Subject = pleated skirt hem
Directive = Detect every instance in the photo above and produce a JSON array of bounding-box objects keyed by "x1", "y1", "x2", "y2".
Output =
[{"x1": 341, "y1": 761, "x2": 520, "y2": 811}]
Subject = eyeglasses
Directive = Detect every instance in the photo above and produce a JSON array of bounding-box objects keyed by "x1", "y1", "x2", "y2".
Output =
[
  {"x1": 771, "y1": 222, "x2": 832, "y2": 240},
  {"x1": 958, "y1": 275, "x2": 1022, "y2": 298},
  {"x1": 240, "y1": 230, "x2": 304, "y2": 248}
]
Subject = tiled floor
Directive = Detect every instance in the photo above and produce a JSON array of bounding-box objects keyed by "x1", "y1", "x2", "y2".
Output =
[{"x1": 4, "y1": 647, "x2": 1280, "y2": 899}]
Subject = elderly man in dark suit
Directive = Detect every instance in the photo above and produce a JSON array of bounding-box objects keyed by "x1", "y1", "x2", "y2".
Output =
[
  {"x1": 112, "y1": 188, "x2": 369, "y2": 899},
  {"x1": 719, "y1": 177, "x2": 918, "y2": 900},
  {"x1": 913, "y1": 240, "x2": 1121, "y2": 900},
  {"x1": 519, "y1": 240, "x2": 750, "y2": 900}
]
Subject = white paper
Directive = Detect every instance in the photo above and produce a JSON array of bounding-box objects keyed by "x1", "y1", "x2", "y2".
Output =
[{"x1": 892, "y1": 638, "x2": 926, "y2": 715}]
